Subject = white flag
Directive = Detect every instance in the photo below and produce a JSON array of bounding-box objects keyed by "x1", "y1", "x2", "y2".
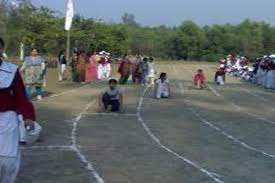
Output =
[{"x1": 65, "y1": 0, "x2": 74, "y2": 31}]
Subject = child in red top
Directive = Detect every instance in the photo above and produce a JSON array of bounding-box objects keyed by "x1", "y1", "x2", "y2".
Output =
[{"x1": 194, "y1": 69, "x2": 206, "y2": 89}]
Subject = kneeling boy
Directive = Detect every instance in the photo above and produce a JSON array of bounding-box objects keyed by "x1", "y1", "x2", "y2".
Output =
[{"x1": 99, "y1": 79, "x2": 124, "y2": 112}]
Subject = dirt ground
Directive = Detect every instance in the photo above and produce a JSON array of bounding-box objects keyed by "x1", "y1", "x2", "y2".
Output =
[{"x1": 16, "y1": 62, "x2": 275, "y2": 183}]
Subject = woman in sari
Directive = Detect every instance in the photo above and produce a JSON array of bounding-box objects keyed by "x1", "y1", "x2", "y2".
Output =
[
  {"x1": 118, "y1": 55, "x2": 131, "y2": 85},
  {"x1": 76, "y1": 51, "x2": 87, "y2": 83},
  {"x1": 20, "y1": 48, "x2": 46, "y2": 100},
  {"x1": 85, "y1": 51, "x2": 98, "y2": 82}
]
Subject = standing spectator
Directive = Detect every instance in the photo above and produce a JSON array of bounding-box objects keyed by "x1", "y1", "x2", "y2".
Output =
[
  {"x1": 141, "y1": 57, "x2": 149, "y2": 86},
  {"x1": 76, "y1": 51, "x2": 87, "y2": 83},
  {"x1": 85, "y1": 51, "x2": 98, "y2": 82},
  {"x1": 20, "y1": 48, "x2": 47, "y2": 100},
  {"x1": 118, "y1": 55, "x2": 131, "y2": 85},
  {"x1": 70, "y1": 52, "x2": 78, "y2": 82},
  {"x1": 148, "y1": 57, "x2": 156, "y2": 85},
  {"x1": 58, "y1": 50, "x2": 67, "y2": 81}
]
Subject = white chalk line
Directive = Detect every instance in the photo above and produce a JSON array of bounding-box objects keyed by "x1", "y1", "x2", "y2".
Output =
[
  {"x1": 70, "y1": 100, "x2": 104, "y2": 183},
  {"x1": 21, "y1": 145, "x2": 71, "y2": 150},
  {"x1": 205, "y1": 64, "x2": 275, "y2": 120},
  {"x1": 178, "y1": 80, "x2": 275, "y2": 160},
  {"x1": 85, "y1": 112, "x2": 137, "y2": 117},
  {"x1": 22, "y1": 99, "x2": 104, "y2": 183},
  {"x1": 137, "y1": 87, "x2": 224, "y2": 183},
  {"x1": 242, "y1": 88, "x2": 269, "y2": 102},
  {"x1": 186, "y1": 102, "x2": 275, "y2": 159},
  {"x1": 208, "y1": 83, "x2": 275, "y2": 126},
  {"x1": 35, "y1": 80, "x2": 104, "y2": 103}
]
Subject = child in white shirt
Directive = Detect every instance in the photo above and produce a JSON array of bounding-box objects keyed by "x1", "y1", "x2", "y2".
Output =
[{"x1": 154, "y1": 73, "x2": 170, "y2": 99}]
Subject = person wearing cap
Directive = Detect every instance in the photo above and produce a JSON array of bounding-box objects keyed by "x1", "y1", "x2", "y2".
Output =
[
  {"x1": 20, "y1": 48, "x2": 47, "y2": 100},
  {"x1": 0, "y1": 37, "x2": 36, "y2": 183}
]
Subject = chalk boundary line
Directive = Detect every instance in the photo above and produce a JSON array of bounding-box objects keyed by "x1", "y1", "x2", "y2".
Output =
[
  {"x1": 21, "y1": 99, "x2": 105, "y2": 183},
  {"x1": 184, "y1": 64, "x2": 275, "y2": 126},
  {"x1": 137, "y1": 86, "x2": 224, "y2": 183},
  {"x1": 177, "y1": 65, "x2": 275, "y2": 159}
]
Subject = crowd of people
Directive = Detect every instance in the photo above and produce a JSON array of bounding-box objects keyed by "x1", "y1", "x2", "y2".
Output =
[
  {"x1": 219, "y1": 54, "x2": 275, "y2": 89},
  {"x1": 66, "y1": 50, "x2": 112, "y2": 83}
]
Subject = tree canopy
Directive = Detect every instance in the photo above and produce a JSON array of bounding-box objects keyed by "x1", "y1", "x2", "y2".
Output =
[{"x1": 1, "y1": 0, "x2": 275, "y2": 61}]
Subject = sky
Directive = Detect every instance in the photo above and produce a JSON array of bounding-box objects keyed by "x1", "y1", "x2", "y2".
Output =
[{"x1": 31, "y1": 0, "x2": 275, "y2": 26}]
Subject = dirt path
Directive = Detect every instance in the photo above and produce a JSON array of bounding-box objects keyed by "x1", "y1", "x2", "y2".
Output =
[{"x1": 16, "y1": 62, "x2": 275, "y2": 183}]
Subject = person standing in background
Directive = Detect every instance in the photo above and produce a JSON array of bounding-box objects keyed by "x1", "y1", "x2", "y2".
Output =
[
  {"x1": 58, "y1": 50, "x2": 67, "y2": 81},
  {"x1": 85, "y1": 51, "x2": 98, "y2": 82},
  {"x1": 76, "y1": 51, "x2": 87, "y2": 83},
  {"x1": 20, "y1": 48, "x2": 47, "y2": 100},
  {"x1": 148, "y1": 57, "x2": 156, "y2": 85},
  {"x1": 70, "y1": 52, "x2": 78, "y2": 82},
  {"x1": 132, "y1": 55, "x2": 142, "y2": 84},
  {"x1": 118, "y1": 55, "x2": 131, "y2": 85},
  {"x1": 141, "y1": 57, "x2": 149, "y2": 86}
]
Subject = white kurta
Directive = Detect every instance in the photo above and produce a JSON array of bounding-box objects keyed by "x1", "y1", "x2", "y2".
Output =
[
  {"x1": 155, "y1": 79, "x2": 170, "y2": 99},
  {"x1": 0, "y1": 61, "x2": 21, "y2": 183}
]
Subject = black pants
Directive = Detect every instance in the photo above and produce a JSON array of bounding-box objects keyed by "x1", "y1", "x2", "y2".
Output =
[{"x1": 102, "y1": 93, "x2": 120, "y2": 112}]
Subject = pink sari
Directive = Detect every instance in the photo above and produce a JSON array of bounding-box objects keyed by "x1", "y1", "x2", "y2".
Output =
[{"x1": 85, "y1": 55, "x2": 98, "y2": 82}]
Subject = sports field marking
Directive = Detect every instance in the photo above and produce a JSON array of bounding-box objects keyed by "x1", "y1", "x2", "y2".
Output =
[
  {"x1": 85, "y1": 112, "x2": 137, "y2": 117},
  {"x1": 22, "y1": 99, "x2": 104, "y2": 183},
  {"x1": 21, "y1": 145, "x2": 71, "y2": 150},
  {"x1": 137, "y1": 87, "x2": 224, "y2": 183},
  {"x1": 242, "y1": 88, "x2": 269, "y2": 102},
  {"x1": 34, "y1": 84, "x2": 88, "y2": 103},
  {"x1": 185, "y1": 100, "x2": 275, "y2": 159},
  {"x1": 208, "y1": 83, "x2": 275, "y2": 125},
  {"x1": 70, "y1": 100, "x2": 104, "y2": 183}
]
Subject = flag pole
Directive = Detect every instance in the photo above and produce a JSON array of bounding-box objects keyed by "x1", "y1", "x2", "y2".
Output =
[
  {"x1": 65, "y1": 0, "x2": 74, "y2": 61},
  {"x1": 66, "y1": 30, "x2": 71, "y2": 61}
]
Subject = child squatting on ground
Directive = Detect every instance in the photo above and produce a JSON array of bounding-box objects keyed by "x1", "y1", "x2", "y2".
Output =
[
  {"x1": 215, "y1": 68, "x2": 226, "y2": 85},
  {"x1": 154, "y1": 73, "x2": 171, "y2": 99},
  {"x1": 194, "y1": 69, "x2": 206, "y2": 89},
  {"x1": 99, "y1": 79, "x2": 124, "y2": 112}
]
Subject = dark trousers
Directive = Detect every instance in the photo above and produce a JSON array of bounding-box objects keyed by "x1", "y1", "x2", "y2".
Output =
[{"x1": 102, "y1": 93, "x2": 120, "y2": 112}]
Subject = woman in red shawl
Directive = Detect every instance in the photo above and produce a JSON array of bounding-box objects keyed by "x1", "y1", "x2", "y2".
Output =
[{"x1": 118, "y1": 55, "x2": 131, "y2": 85}]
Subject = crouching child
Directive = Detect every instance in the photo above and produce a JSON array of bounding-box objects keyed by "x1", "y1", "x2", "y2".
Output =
[
  {"x1": 194, "y1": 69, "x2": 206, "y2": 89},
  {"x1": 99, "y1": 79, "x2": 124, "y2": 112},
  {"x1": 154, "y1": 73, "x2": 170, "y2": 99},
  {"x1": 215, "y1": 68, "x2": 226, "y2": 85}
]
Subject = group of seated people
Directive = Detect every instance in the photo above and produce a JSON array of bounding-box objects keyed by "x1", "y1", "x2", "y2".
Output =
[{"x1": 193, "y1": 67, "x2": 226, "y2": 89}]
